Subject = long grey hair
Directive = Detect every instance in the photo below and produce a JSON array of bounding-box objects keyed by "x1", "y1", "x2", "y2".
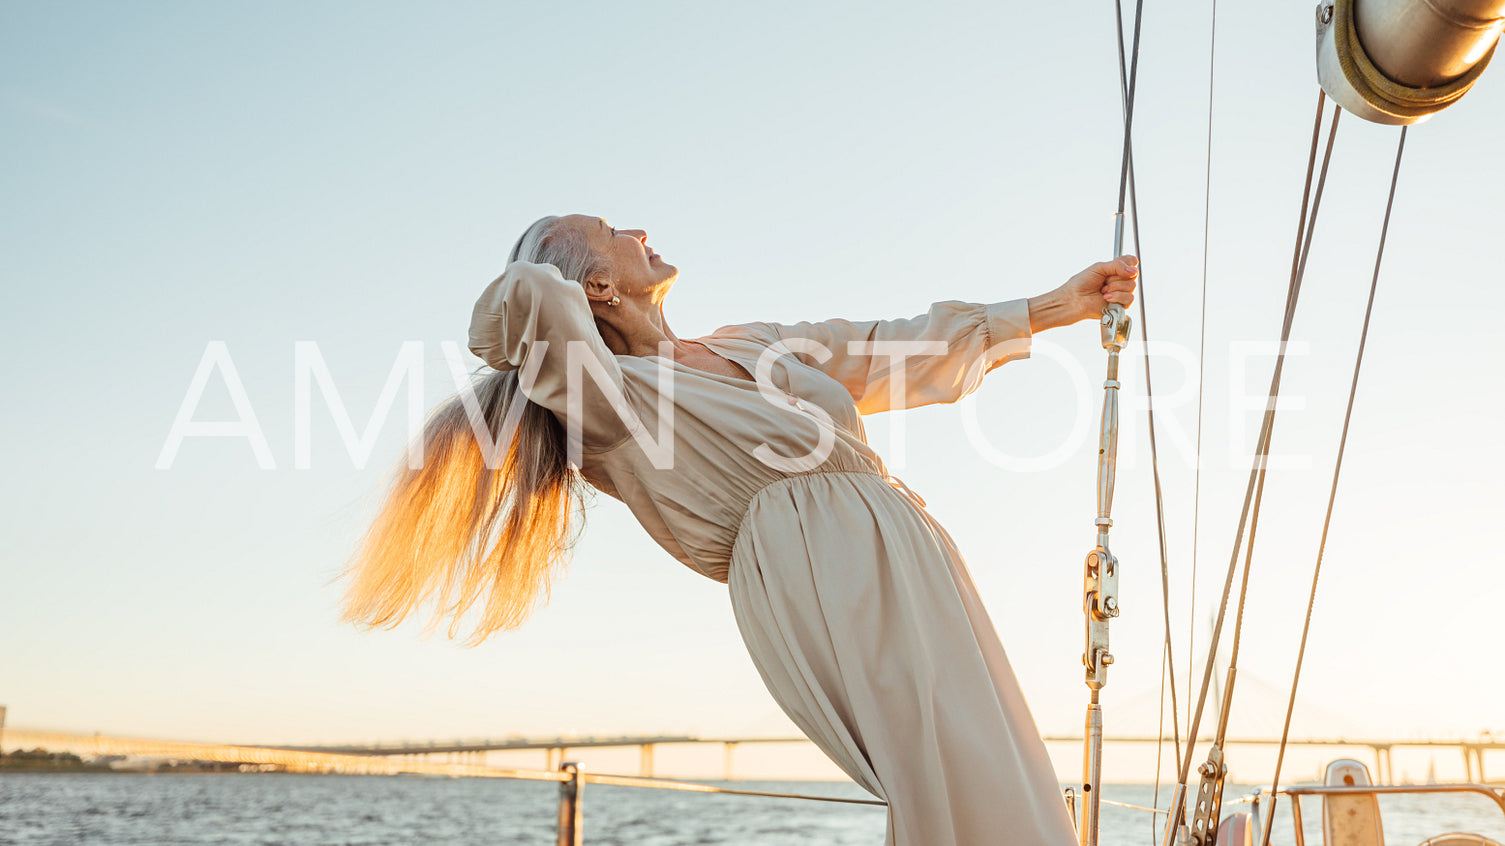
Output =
[{"x1": 340, "y1": 215, "x2": 609, "y2": 645}]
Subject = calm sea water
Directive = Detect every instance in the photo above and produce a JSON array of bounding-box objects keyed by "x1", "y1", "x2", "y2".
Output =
[{"x1": 2, "y1": 774, "x2": 1502, "y2": 845}]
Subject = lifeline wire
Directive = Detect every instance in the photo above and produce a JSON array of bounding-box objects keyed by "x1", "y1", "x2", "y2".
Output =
[
  {"x1": 1256, "y1": 125, "x2": 1409, "y2": 846},
  {"x1": 1171, "y1": 91, "x2": 1335, "y2": 794}
]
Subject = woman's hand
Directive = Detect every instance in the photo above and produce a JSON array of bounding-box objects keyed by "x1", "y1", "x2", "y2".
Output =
[{"x1": 1027, "y1": 256, "x2": 1140, "y2": 333}]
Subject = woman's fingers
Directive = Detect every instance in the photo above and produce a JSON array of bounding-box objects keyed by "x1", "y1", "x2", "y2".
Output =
[
  {"x1": 1092, "y1": 259, "x2": 1139, "y2": 286},
  {"x1": 1101, "y1": 274, "x2": 1136, "y2": 304},
  {"x1": 1091, "y1": 259, "x2": 1134, "y2": 279},
  {"x1": 1103, "y1": 266, "x2": 1137, "y2": 305}
]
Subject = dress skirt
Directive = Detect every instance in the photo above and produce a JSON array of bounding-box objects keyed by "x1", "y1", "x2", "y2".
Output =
[{"x1": 727, "y1": 470, "x2": 1078, "y2": 846}]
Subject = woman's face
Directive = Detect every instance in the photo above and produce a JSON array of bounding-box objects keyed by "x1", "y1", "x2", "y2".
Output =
[{"x1": 565, "y1": 213, "x2": 678, "y2": 298}]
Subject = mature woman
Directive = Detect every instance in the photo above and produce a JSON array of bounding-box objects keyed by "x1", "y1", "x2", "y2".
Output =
[{"x1": 342, "y1": 213, "x2": 1137, "y2": 845}]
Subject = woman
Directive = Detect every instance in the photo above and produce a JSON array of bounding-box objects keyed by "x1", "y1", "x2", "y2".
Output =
[{"x1": 342, "y1": 213, "x2": 1137, "y2": 845}]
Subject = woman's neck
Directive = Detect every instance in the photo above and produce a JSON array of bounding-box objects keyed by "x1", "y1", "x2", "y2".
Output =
[{"x1": 593, "y1": 302, "x2": 690, "y2": 358}]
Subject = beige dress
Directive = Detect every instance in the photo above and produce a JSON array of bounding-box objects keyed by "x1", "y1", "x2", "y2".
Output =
[{"x1": 469, "y1": 261, "x2": 1077, "y2": 846}]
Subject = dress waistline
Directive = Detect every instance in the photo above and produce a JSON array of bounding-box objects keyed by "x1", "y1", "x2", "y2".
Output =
[{"x1": 733, "y1": 468, "x2": 930, "y2": 544}]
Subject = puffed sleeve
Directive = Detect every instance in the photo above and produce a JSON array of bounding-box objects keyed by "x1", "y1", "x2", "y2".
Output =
[
  {"x1": 722, "y1": 299, "x2": 1033, "y2": 414},
  {"x1": 467, "y1": 260, "x2": 633, "y2": 450}
]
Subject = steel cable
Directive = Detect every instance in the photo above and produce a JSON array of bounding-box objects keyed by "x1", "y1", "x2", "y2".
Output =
[
  {"x1": 1125, "y1": 153, "x2": 1184, "y2": 840},
  {"x1": 1188, "y1": 0, "x2": 1219, "y2": 749},
  {"x1": 1106, "y1": 0, "x2": 1186, "y2": 836},
  {"x1": 1169, "y1": 92, "x2": 1337, "y2": 814},
  {"x1": 1255, "y1": 125, "x2": 1409, "y2": 846}
]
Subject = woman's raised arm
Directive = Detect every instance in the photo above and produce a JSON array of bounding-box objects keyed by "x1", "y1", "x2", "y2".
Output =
[
  {"x1": 711, "y1": 255, "x2": 1138, "y2": 415},
  {"x1": 468, "y1": 260, "x2": 634, "y2": 450},
  {"x1": 715, "y1": 298, "x2": 1034, "y2": 414}
]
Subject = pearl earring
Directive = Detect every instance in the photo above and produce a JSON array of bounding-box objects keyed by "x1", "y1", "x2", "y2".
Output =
[{"x1": 608, "y1": 296, "x2": 621, "y2": 307}]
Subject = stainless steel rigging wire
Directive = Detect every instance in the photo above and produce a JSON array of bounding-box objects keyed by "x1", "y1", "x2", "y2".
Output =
[
  {"x1": 1153, "y1": 639, "x2": 1173, "y2": 844},
  {"x1": 1106, "y1": 2, "x2": 1185, "y2": 840},
  {"x1": 1202, "y1": 102, "x2": 1345, "y2": 845},
  {"x1": 1113, "y1": 0, "x2": 1146, "y2": 214},
  {"x1": 1078, "y1": 1, "x2": 1148, "y2": 842},
  {"x1": 1162, "y1": 93, "x2": 1342, "y2": 846},
  {"x1": 1255, "y1": 125, "x2": 1409, "y2": 846},
  {"x1": 1221, "y1": 104, "x2": 1348, "y2": 719},
  {"x1": 1187, "y1": 0, "x2": 1219, "y2": 751},
  {"x1": 1078, "y1": 0, "x2": 1184, "y2": 841},
  {"x1": 1126, "y1": 153, "x2": 1184, "y2": 842}
]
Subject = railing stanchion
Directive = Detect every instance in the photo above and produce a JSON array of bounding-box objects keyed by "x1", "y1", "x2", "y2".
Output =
[
  {"x1": 1290, "y1": 794, "x2": 1306, "y2": 846},
  {"x1": 556, "y1": 761, "x2": 583, "y2": 846}
]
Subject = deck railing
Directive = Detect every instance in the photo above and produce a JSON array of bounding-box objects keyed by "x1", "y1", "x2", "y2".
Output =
[
  {"x1": 1230, "y1": 783, "x2": 1505, "y2": 846},
  {"x1": 531, "y1": 762, "x2": 1202, "y2": 844},
  {"x1": 545, "y1": 761, "x2": 888, "y2": 845},
  {"x1": 547, "y1": 767, "x2": 1505, "y2": 846}
]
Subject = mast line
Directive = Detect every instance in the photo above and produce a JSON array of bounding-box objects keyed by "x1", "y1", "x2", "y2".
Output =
[
  {"x1": 1256, "y1": 125, "x2": 1409, "y2": 846},
  {"x1": 1077, "y1": 1, "x2": 1147, "y2": 844},
  {"x1": 1162, "y1": 93, "x2": 1338, "y2": 846},
  {"x1": 1188, "y1": 0, "x2": 1219, "y2": 748},
  {"x1": 1125, "y1": 150, "x2": 1184, "y2": 826},
  {"x1": 1173, "y1": 93, "x2": 1331, "y2": 784}
]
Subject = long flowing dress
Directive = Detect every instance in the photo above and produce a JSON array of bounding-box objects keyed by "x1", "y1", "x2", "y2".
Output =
[{"x1": 468, "y1": 261, "x2": 1078, "y2": 846}]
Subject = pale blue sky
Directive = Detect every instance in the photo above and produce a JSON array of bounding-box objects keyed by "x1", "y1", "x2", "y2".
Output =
[{"x1": 3, "y1": 1, "x2": 1501, "y2": 782}]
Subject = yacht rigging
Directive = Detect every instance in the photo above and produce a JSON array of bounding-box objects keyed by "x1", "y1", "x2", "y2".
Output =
[{"x1": 1076, "y1": 0, "x2": 1505, "y2": 844}]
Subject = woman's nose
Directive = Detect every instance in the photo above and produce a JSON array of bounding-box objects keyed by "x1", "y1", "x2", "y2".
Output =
[{"x1": 626, "y1": 229, "x2": 648, "y2": 242}]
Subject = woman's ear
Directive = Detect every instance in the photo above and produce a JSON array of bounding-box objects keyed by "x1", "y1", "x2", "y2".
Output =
[{"x1": 581, "y1": 274, "x2": 617, "y2": 305}]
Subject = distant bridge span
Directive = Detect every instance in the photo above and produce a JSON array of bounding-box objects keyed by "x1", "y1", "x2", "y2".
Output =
[
  {"x1": 283, "y1": 733, "x2": 1504, "y2": 783},
  {"x1": 7, "y1": 723, "x2": 1498, "y2": 782},
  {"x1": 277, "y1": 734, "x2": 815, "y2": 777}
]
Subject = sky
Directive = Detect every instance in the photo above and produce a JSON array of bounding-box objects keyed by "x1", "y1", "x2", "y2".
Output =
[{"x1": 2, "y1": 1, "x2": 1502, "y2": 783}]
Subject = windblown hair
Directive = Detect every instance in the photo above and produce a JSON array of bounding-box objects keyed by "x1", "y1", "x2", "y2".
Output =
[{"x1": 339, "y1": 216, "x2": 611, "y2": 645}]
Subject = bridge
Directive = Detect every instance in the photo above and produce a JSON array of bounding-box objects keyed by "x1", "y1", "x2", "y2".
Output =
[
  {"x1": 1035, "y1": 734, "x2": 1503, "y2": 786},
  {"x1": 281, "y1": 732, "x2": 1504, "y2": 783},
  {"x1": 7, "y1": 725, "x2": 1500, "y2": 783},
  {"x1": 277, "y1": 734, "x2": 814, "y2": 778}
]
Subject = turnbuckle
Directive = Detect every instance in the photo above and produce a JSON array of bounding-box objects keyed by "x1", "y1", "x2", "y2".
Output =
[
  {"x1": 1081, "y1": 216, "x2": 1135, "y2": 846},
  {"x1": 1083, "y1": 301, "x2": 1131, "y2": 690},
  {"x1": 1082, "y1": 545, "x2": 1120, "y2": 689}
]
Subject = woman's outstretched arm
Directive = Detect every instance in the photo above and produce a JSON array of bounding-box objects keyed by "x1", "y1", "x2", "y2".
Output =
[{"x1": 708, "y1": 255, "x2": 1139, "y2": 414}]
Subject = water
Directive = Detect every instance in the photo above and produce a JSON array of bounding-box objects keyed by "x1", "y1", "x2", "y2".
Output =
[{"x1": 2, "y1": 774, "x2": 1502, "y2": 845}]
